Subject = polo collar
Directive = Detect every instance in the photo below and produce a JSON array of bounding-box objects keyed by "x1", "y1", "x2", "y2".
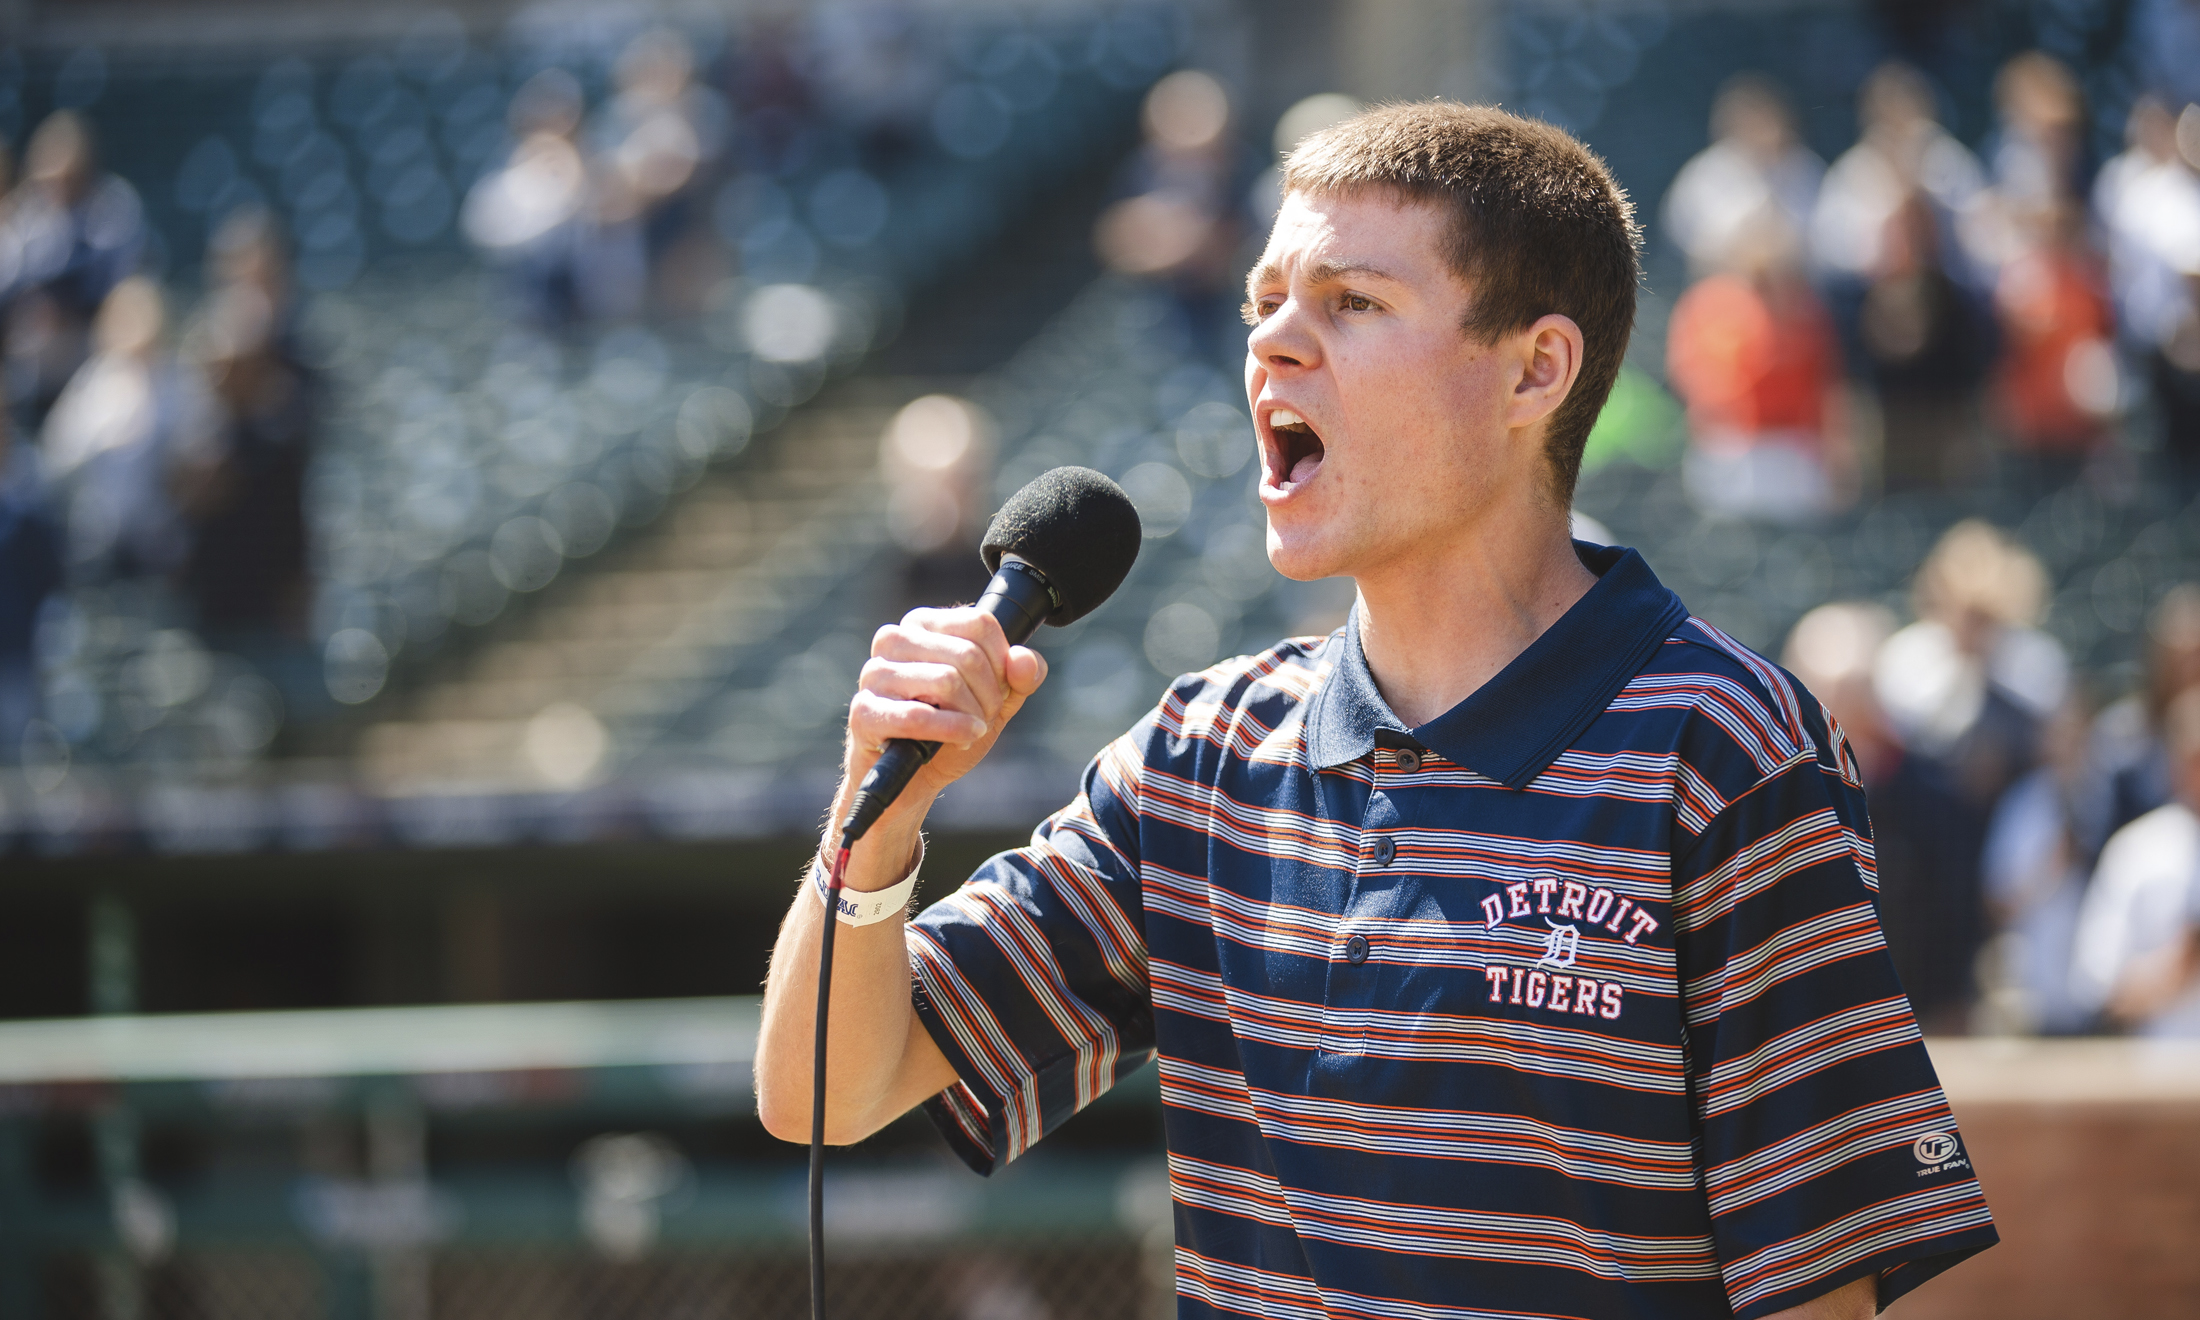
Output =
[{"x1": 1302, "y1": 543, "x2": 1690, "y2": 788}]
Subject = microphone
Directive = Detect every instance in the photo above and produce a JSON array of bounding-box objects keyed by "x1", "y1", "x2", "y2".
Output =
[{"x1": 837, "y1": 466, "x2": 1143, "y2": 845}]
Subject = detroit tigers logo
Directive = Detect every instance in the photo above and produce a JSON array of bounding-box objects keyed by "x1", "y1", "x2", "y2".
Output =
[{"x1": 1536, "y1": 920, "x2": 1580, "y2": 970}]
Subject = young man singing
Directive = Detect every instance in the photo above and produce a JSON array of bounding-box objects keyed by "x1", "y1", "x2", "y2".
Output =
[{"x1": 757, "y1": 103, "x2": 1995, "y2": 1319}]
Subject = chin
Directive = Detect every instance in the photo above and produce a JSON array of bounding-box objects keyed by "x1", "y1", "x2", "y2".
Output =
[{"x1": 1263, "y1": 523, "x2": 1348, "y2": 584}]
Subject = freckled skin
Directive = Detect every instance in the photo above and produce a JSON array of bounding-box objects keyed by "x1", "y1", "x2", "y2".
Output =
[{"x1": 1244, "y1": 192, "x2": 1528, "y2": 587}]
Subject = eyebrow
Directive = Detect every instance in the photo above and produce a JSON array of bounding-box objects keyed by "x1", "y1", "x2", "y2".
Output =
[{"x1": 1244, "y1": 259, "x2": 1404, "y2": 300}]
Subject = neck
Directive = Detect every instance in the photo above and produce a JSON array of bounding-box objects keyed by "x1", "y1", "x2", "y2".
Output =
[{"x1": 1353, "y1": 505, "x2": 1597, "y2": 728}]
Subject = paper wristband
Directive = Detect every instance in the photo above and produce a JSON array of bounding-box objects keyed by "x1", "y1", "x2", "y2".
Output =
[{"x1": 813, "y1": 859, "x2": 920, "y2": 927}]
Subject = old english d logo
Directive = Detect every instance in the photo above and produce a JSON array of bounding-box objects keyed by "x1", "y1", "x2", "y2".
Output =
[{"x1": 1535, "y1": 920, "x2": 1580, "y2": 970}]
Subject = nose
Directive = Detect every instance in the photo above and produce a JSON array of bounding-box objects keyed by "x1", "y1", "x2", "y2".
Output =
[{"x1": 1247, "y1": 297, "x2": 1318, "y2": 375}]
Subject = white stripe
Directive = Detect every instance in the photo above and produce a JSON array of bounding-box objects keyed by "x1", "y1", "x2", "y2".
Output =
[
  {"x1": 1705, "y1": 1089, "x2": 1959, "y2": 1214},
  {"x1": 1700, "y1": 998, "x2": 1921, "y2": 1117},
  {"x1": 1725, "y1": 1181, "x2": 1991, "y2": 1309}
]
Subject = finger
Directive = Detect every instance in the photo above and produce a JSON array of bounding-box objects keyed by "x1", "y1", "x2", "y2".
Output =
[
  {"x1": 870, "y1": 624, "x2": 1007, "y2": 717},
  {"x1": 1004, "y1": 645, "x2": 1048, "y2": 697},
  {"x1": 896, "y1": 607, "x2": 1011, "y2": 676},
  {"x1": 865, "y1": 636, "x2": 1004, "y2": 720},
  {"x1": 849, "y1": 689, "x2": 988, "y2": 748},
  {"x1": 860, "y1": 658, "x2": 991, "y2": 722}
]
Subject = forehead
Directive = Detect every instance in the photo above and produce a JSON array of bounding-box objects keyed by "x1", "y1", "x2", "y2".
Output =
[{"x1": 1253, "y1": 189, "x2": 1453, "y2": 280}]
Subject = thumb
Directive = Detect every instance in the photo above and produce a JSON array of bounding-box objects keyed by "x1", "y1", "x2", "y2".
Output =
[{"x1": 1005, "y1": 645, "x2": 1048, "y2": 698}]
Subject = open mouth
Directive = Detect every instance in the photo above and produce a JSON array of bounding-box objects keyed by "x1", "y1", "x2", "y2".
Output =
[{"x1": 1266, "y1": 408, "x2": 1325, "y2": 489}]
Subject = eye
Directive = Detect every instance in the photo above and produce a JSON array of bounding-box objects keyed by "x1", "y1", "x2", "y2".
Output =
[
  {"x1": 1341, "y1": 292, "x2": 1375, "y2": 313},
  {"x1": 1241, "y1": 297, "x2": 1281, "y2": 326}
]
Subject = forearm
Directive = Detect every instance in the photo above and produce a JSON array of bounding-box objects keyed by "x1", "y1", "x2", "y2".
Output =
[
  {"x1": 755, "y1": 784, "x2": 942, "y2": 1145},
  {"x1": 754, "y1": 605, "x2": 1044, "y2": 1145}
]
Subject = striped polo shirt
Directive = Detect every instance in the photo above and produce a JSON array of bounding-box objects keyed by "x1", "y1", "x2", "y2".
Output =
[{"x1": 907, "y1": 543, "x2": 1995, "y2": 1319}]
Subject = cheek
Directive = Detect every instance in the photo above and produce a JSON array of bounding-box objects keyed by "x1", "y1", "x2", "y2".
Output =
[{"x1": 1337, "y1": 343, "x2": 1487, "y2": 457}]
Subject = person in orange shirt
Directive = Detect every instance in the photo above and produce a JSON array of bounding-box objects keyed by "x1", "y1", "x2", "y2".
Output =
[
  {"x1": 1992, "y1": 201, "x2": 2117, "y2": 487},
  {"x1": 1666, "y1": 211, "x2": 1851, "y2": 523}
]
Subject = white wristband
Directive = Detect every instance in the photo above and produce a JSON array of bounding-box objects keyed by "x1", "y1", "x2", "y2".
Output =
[{"x1": 814, "y1": 858, "x2": 921, "y2": 926}]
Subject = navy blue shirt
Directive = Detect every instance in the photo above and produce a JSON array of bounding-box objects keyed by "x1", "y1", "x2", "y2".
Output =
[{"x1": 909, "y1": 544, "x2": 1994, "y2": 1318}]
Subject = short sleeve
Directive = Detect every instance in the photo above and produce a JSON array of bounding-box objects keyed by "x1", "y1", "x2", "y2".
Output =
[
  {"x1": 906, "y1": 719, "x2": 1156, "y2": 1175},
  {"x1": 1675, "y1": 750, "x2": 1997, "y2": 1318}
]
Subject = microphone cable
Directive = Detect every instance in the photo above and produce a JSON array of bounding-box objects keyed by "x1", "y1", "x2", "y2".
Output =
[{"x1": 810, "y1": 839, "x2": 853, "y2": 1320}]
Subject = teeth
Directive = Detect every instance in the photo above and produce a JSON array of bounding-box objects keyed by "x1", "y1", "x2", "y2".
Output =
[{"x1": 1270, "y1": 408, "x2": 1305, "y2": 429}]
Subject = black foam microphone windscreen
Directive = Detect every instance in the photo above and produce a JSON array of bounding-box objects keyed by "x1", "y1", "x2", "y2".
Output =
[{"x1": 979, "y1": 466, "x2": 1143, "y2": 626}]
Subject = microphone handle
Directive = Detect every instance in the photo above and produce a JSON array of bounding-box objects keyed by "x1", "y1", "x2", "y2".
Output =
[{"x1": 838, "y1": 558, "x2": 1056, "y2": 845}]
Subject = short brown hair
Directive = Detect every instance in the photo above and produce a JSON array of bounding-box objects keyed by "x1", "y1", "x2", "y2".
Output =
[{"x1": 1279, "y1": 102, "x2": 1640, "y2": 505}]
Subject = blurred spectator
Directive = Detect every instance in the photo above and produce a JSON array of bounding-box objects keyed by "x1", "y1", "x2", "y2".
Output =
[
  {"x1": 463, "y1": 69, "x2": 645, "y2": 329},
  {"x1": 1810, "y1": 65, "x2": 1995, "y2": 491},
  {"x1": 1878, "y1": 520, "x2": 2067, "y2": 743},
  {"x1": 1989, "y1": 201, "x2": 2118, "y2": 487},
  {"x1": 880, "y1": 394, "x2": 993, "y2": 617},
  {"x1": 0, "y1": 112, "x2": 147, "y2": 429},
  {"x1": 1666, "y1": 211, "x2": 1849, "y2": 523},
  {"x1": 1964, "y1": 55, "x2": 2118, "y2": 489},
  {"x1": 592, "y1": 28, "x2": 730, "y2": 313},
  {"x1": 1979, "y1": 694, "x2": 2095, "y2": 1035},
  {"x1": 1662, "y1": 74, "x2": 1824, "y2": 276},
  {"x1": 1982, "y1": 53, "x2": 2090, "y2": 218},
  {"x1": 1785, "y1": 601, "x2": 1982, "y2": 1032},
  {"x1": 1811, "y1": 62, "x2": 1987, "y2": 289},
  {"x1": 1095, "y1": 71, "x2": 1244, "y2": 356},
  {"x1": 2071, "y1": 686, "x2": 2200, "y2": 1035},
  {"x1": 39, "y1": 276, "x2": 223, "y2": 585},
  {"x1": 2074, "y1": 584, "x2": 2200, "y2": 863},
  {"x1": 209, "y1": 203, "x2": 301, "y2": 343},
  {"x1": 1855, "y1": 189, "x2": 1998, "y2": 491},
  {"x1": 0, "y1": 384, "x2": 61, "y2": 758},
  {"x1": 2094, "y1": 97, "x2": 2200, "y2": 491},
  {"x1": 180, "y1": 212, "x2": 319, "y2": 645}
]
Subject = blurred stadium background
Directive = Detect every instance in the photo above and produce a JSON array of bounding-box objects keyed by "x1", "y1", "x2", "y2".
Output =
[{"x1": 0, "y1": 0, "x2": 2197, "y2": 1316}]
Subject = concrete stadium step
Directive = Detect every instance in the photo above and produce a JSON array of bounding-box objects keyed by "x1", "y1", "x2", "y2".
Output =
[{"x1": 352, "y1": 381, "x2": 925, "y2": 793}]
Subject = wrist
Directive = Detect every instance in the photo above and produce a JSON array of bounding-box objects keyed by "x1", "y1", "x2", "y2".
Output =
[
  {"x1": 812, "y1": 848, "x2": 922, "y2": 925},
  {"x1": 827, "y1": 782, "x2": 933, "y2": 878},
  {"x1": 823, "y1": 805, "x2": 926, "y2": 887}
]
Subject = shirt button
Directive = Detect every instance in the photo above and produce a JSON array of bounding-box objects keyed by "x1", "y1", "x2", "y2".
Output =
[
  {"x1": 1395, "y1": 749, "x2": 1421, "y2": 774},
  {"x1": 1370, "y1": 835, "x2": 1396, "y2": 866},
  {"x1": 1344, "y1": 934, "x2": 1369, "y2": 964}
]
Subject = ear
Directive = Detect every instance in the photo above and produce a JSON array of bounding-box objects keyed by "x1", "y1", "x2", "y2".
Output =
[{"x1": 1506, "y1": 313, "x2": 1584, "y2": 433}]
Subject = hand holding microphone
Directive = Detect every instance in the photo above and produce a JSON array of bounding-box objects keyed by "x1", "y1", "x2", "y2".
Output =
[{"x1": 837, "y1": 466, "x2": 1144, "y2": 849}]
